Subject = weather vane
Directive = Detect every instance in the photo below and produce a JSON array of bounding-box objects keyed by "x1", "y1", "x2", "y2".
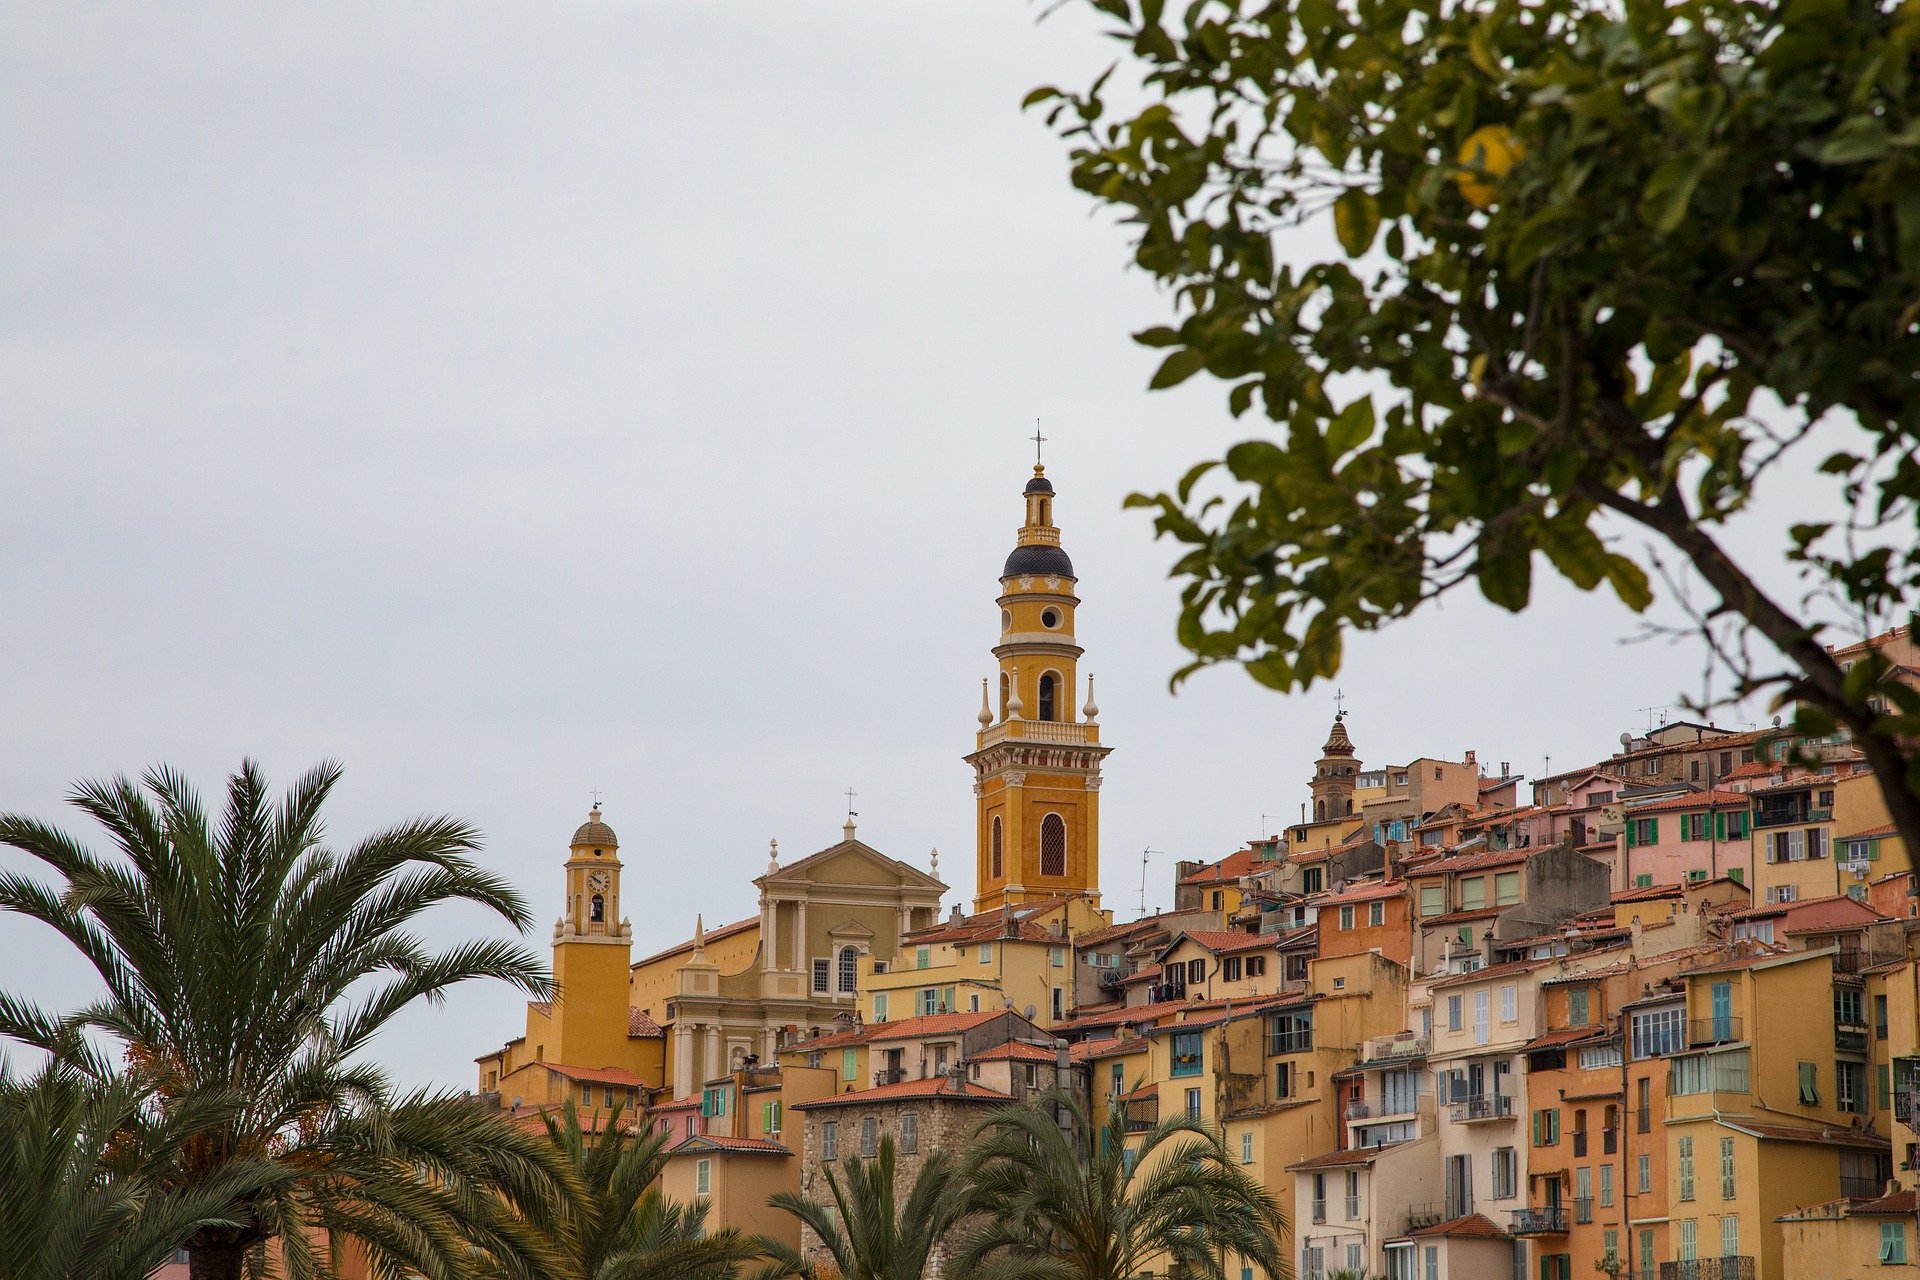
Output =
[
  {"x1": 844, "y1": 787, "x2": 858, "y2": 820},
  {"x1": 590, "y1": 787, "x2": 603, "y2": 808}
]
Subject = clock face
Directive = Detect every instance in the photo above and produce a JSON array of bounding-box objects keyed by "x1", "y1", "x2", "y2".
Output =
[{"x1": 588, "y1": 870, "x2": 610, "y2": 892}]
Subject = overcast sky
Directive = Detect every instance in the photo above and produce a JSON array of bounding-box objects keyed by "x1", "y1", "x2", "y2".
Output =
[{"x1": 0, "y1": 1, "x2": 1846, "y2": 1092}]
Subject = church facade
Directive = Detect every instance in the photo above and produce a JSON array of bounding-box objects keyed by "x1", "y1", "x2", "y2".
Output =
[{"x1": 475, "y1": 460, "x2": 1111, "y2": 1105}]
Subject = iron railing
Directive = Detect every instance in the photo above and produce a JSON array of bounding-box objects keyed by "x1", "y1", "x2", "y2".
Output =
[
  {"x1": 1659, "y1": 1258, "x2": 1754, "y2": 1280},
  {"x1": 1687, "y1": 1017, "x2": 1742, "y2": 1047},
  {"x1": 1509, "y1": 1206, "x2": 1568, "y2": 1234}
]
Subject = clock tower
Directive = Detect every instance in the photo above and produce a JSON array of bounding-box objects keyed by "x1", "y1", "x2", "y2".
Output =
[{"x1": 549, "y1": 806, "x2": 635, "y2": 1068}]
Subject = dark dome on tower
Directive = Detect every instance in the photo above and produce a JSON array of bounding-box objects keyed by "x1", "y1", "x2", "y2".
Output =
[
  {"x1": 571, "y1": 806, "x2": 618, "y2": 848},
  {"x1": 1024, "y1": 474, "x2": 1055, "y2": 495},
  {"x1": 1003, "y1": 544, "x2": 1075, "y2": 578}
]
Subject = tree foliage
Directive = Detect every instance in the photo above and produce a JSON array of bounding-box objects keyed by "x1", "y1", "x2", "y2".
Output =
[
  {"x1": 953, "y1": 1093, "x2": 1289, "y2": 1280},
  {"x1": 759, "y1": 1133, "x2": 970, "y2": 1280},
  {"x1": 0, "y1": 760, "x2": 564, "y2": 1280},
  {"x1": 1030, "y1": 0, "x2": 1920, "y2": 843}
]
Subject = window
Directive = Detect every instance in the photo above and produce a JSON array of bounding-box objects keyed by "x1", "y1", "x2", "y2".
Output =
[
  {"x1": 837, "y1": 945, "x2": 859, "y2": 994},
  {"x1": 1671, "y1": 1050, "x2": 1750, "y2": 1096},
  {"x1": 1460, "y1": 877, "x2": 1487, "y2": 911},
  {"x1": 1799, "y1": 1061, "x2": 1820, "y2": 1105},
  {"x1": 1420, "y1": 886, "x2": 1444, "y2": 916},
  {"x1": 873, "y1": 992, "x2": 888, "y2": 1021},
  {"x1": 1493, "y1": 1146, "x2": 1518, "y2": 1198},
  {"x1": 1600, "y1": 1162, "x2": 1614, "y2": 1207},
  {"x1": 1501, "y1": 984, "x2": 1517, "y2": 1023},
  {"x1": 1836, "y1": 986, "x2": 1866, "y2": 1028},
  {"x1": 812, "y1": 959, "x2": 830, "y2": 993},
  {"x1": 1473, "y1": 990, "x2": 1490, "y2": 1045},
  {"x1": 1188, "y1": 958, "x2": 1206, "y2": 984},
  {"x1": 1637, "y1": 1077, "x2": 1652, "y2": 1131},
  {"x1": 860, "y1": 1115, "x2": 877, "y2": 1157},
  {"x1": 1171, "y1": 1031, "x2": 1203, "y2": 1076},
  {"x1": 1495, "y1": 871, "x2": 1520, "y2": 906},
  {"x1": 1340, "y1": 905, "x2": 1355, "y2": 930},
  {"x1": 1632, "y1": 1006, "x2": 1686, "y2": 1058},
  {"x1": 1569, "y1": 987, "x2": 1591, "y2": 1026},
  {"x1": 1533, "y1": 1108, "x2": 1560, "y2": 1147},
  {"x1": 900, "y1": 1112, "x2": 919, "y2": 1153},
  {"x1": 1678, "y1": 1137, "x2": 1695, "y2": 1201},
  {"x1": 1576, "y1": 1167, "x2": 1592, "y2": 1221},
  {"x1": 1267, "y1": 1009, "x2": 1313, "y2": 1054},
  {"x1": 916, "y1": 945, "x2": 930, "y2": 969},
  {"x1": 1052, "y1": 946, "x2": 1066, "y2": 967},
  {"x1": 1224, "y1": 956, "x2": 1243, "y2": 982},
  {"x1": 980, "y1": 942, "x2": 993, "y2": 964},
  {"x1": 1719, "y1": 1136, "x2": 1735, "y2": 1199},
  {"x1": 1246, "y1": 955, "x2": 1267, "y2": 977},
  {"x1": 1241, "y1": 1130, "x2": 1254, "y2": 1163},
  {"x1": 1447, "y1": 995, "x2": 1463, "y2": 1032},
  {"x1": 1040, "y1": 814, "x2": 1067, "y2": 877},
  {"x1": 842, "y1": 1048, "x2": 857, "y2": 1082},
  {"x1": 822, "y1": 1120, "x2": 838, "y2": 1161},
  {"x1": 991, "y1": 816, "x2": 1003, "y2": 878},
  {"x1": 1038, "y1": 672, "x2": 1057, "y2": 721},
  {"x1": 1637, "y1": 1154, "x2": 1651, "y2": 1193},
  {"x1": 1052, "y1": 986, "x2": 1064, "y2": 1021},
  {"x1": 702, "y1": 1086, "x2": 728, "y2": 1118},
  {"x1": 764, "y1": 1100, "x2": 782, "y2": 1134},
  {"x1": 1109, "y1": 1061, "x2": 1125, "y2": 1097},
  {"x1": 1882, "y1": 1223, "x2": 1909, "y2": 1265},
  {"x1": 1720, "y1": 1216, "x2": 1739, "y2": 1259},
  {"x1": 1186, "y1": 1087, "x2": 1202, "y2": 1119},
  {"x1": 1638, "y1": 1231, "x2": 1656, "y2": 1280},
  {"x1": 1628, "y1": 817, "x2": 1659, "y2": 846},
  {"x1": 1275, "y1": 1060, "x2": 1296, "y2": 1098},
  {"x1": 1346, "y1": 1170, "x2": 1362, "y2": 1218},
  {"x1": 695, "y1": 1158, "x2": 711, "y2": 1195},
  {"x1": 1838, "y1": 1059, "x2": 1866, "y2": 1114}
]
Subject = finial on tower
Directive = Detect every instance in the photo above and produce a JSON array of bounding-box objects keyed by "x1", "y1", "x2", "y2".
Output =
[
  {"x1": 843, "y1": 788, "x2": 859, "y2": 841},
  {"x1": 693, "y1": 914, "x2": 707, "y2": 956},
  {"x1": 978, "y1": 678, "x2": 993, "y2": 727},
  {"x1": 1007, "y1": 666, "x2": 1024, "y2": 718},
  {"x1": 767, "y1": 838, "x2": 780, "y2": 875},
  {"x1": 930, "y1": 847, "x2": 940, "y2": 877},
  {"x1": 1084, "y1": 673, "x2": 1099, "y2": 723}
]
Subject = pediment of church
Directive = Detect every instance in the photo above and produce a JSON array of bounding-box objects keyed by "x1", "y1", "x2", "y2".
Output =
[{"x1": 757, "y1": 838, "x2": 946, "y2": 894}]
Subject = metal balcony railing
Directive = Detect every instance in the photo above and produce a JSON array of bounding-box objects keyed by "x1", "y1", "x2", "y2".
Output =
[
  {"x1": 873, "y1": 1068, "x2": 907, "y2": 1086},
  {"x1": 1310, "y1": 1198, "x2": 1326, "y2": 1224},
  {"x1": 1572, "y1": 1130, "x2": 1588, "y2": 1157},
  {"x1": 1509, "y1": 1206, "x2": 1568, "y2": 1234},
  {"x1": 1836, "y1": 1024, "x2": 1869, "y2": 1054},
  {"x1": 1450, "y1": 1092, "x2": 1516, "y2": 1122},
  {"x1": 1346, "y1": 1101, "x2": 1372, "y2": 1120},
  {"x1": 1403, "y1": 1204, "x2": 1447, "y2": 1234},
  {"x1": 1688, "y1": 1017, "x2": 1742, "y2": 1047},
  {"x1": 1345, "y1": 1195, "x2": 1361, "y2": 1218},
  {"x1": 1841, "y1": 1174, "x2": 1885, "y2": 1199},
  {"x1": 1603, "y1": 1126, "x2": 1619, "y2": 1154},
  {"x1": 1659, "y1": 1259, "x2": 1754, "y2": 1280}
]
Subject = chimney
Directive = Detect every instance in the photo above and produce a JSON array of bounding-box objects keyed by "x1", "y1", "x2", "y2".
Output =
[{"x1": 946, "y1": 1059, "x2": 968, "y2": 1093}]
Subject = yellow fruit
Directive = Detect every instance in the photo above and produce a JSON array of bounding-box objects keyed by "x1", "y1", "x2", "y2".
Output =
[{"x1": 1457, "y1": 124, "x2": 1522, "y2": 209}]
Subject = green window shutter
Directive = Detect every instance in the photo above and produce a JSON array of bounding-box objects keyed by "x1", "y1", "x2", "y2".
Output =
[
  {"x1": 1715, "y1": 811, "x2": 1726, "y2": 841},
  {"x1": 1533, "y1": 1111, "x2": 1542, "y2": 1145},
  {"x1": 1625, "y1": 821, "x2": 1637, "y2": 849},
  {"x1": 1649, "y1": 818, "x2": 1659, "y2": 842},
  {"x1": 943, "y1": 986, "x2": 956, "y2": 1010},
  {"x1": 1799, "y1": 1061, "x2": 1820, "y2": 1105},
  {"x1": 1636, "y1": 873, "x2": 1654, "y2": 888},
  {"x1": 1549, "y1": 1109, "x2": 1560, "y2": 1143}
]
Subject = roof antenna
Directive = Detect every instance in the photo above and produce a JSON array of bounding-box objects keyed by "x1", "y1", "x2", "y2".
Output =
[{"x1": 1140, "y1": 848, "x2": 1162, "y2": 917}]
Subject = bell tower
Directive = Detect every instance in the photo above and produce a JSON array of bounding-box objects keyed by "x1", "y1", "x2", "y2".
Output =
[
  {"x1": 549, "y1": 805, "x2": 633, "y2": 1067},
  {"x1": 967, "y1": 463, "x2": 1112, "y2": 913},
  {"x1": 1311, "y1": 714, "x2": 1360, "y2": 822}
]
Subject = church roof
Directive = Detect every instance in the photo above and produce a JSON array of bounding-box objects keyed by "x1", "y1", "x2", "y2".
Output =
[
  {"x1": 1003, "y1": 544, "x2": 1075, "y2": 579},
  {"x1": 1321, "y1": 714, "x2": 1356, "y2": 757},
  {"x1": 571, "y1": 806, "x2": 617, "y2": 848}
]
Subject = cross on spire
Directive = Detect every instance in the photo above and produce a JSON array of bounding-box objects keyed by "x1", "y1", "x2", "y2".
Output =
[
  {"x1": 844, "y1": 787, "x2": 858, "y2": 820},
  {"x1": 589, "y1": 787, "x2": 603, "y2": 808},
  {"x1": 1333, "y1": 688, "x2": 1347, "y2": 719},
  {"x1": 1030, "y1": 421, "x2": 1046, "y2": 465}
]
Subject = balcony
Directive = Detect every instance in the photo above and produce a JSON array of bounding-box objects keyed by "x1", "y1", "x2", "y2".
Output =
[
  {"x1": 1572, "y1": 1130, "x2": 1588, "y2": 1158},
  {"x1": 1450, "y1": 1092, "x2": 1516, "y2": 1123},
  {"x1": 1841, "y1": 1173, "x2": 1885, "y2": 1199},
  {"x1": 1345, "y1": 1195, "x2": 1361, "y2": 1219},
  {"x1": 1509, "y1": 1206, "x2": 1568, "y2": 1235},
  {"x1": 1602, "y1": 1126, "x2": 1619, "y2": 1154},
  {"x1": 1123, "y1": 1096, "x2": 1159, "y2": 1133},
  {"x1": 1836, "y1": 1024, "x2": 1869, "y2": 1054},
  {"x1": 1688, "y1": 1017, "x2": 1743, "y2": 1047},
  {"x1": 1754, "y1": 802, "x2": 1830, "y2": 829},
  {"x1": 873, "y1": 1068, "x2": 907, "y2": 1087},
  {"x1": 1310, "y1": 1197, "x2": 1326, "y2": 1224},
  {"x1": 1346, "y1": 1100, "x2": 1372, "y2": 1120},
  {"x1": 1659, "y1": 1259, "x2": 1754, "y2": 1280},
  {"x1": 1402, "y1": 1204, "x2": 1448, "y2": 1235},
  {"x1": 977, "y1": 718, "x2": 1100, "y2": 748},
  {"x1": 1363, "y1": 1033, "x2": 1431, "y2": 1064}
]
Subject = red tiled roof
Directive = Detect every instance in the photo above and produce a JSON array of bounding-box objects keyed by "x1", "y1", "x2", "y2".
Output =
[
  {"x1": 1074, "y1": 917, "x2": 1166, "y2": 947},
  {"x1": 1166, "y1": 930, "x2": 1274, "y2": 956},
  {"x1": 1179, "y1": 848, "x2": 1263, "y2": 886},
  {"x1": 1849, "y1": 1189, "x2": 1917, "y2": 1214},
  {"x1": 628, "y1": 1008, "x2": 665, "y2": 1038},
  {"x1": 1722, "y1": 761, "x2": 1777, "y2": 781},
  {"x1": 1410, "y1": 1213, "x2": 1508, "y2": 1240},
  {"x1": 633, "y1": 915, "x2": 758, "y2": 968},
  {"x1": 787, "y1": 1024, "x2": 869, "y2": 1052},
  {"x1": 1121, "y1": 964, "x2": 1164, "y2": 984},
  {"x1": 1625, "y1": 789, "x2": 1751, "y2": 815},
  {"x1": 670, "y1": 1134, "x2": 791, "y2": 1156},
  {"x1": 1427, "y1": 958, "x2": 1543, "y2": 989},
  {"x1": 1842, "y1": 822, "x2": 1899, "y2": 842},
  {"x1": 1312, "y1": 878, "x2": 1407, "y2": 905},
  {"x1": 1523, "y1": 1025, "x2": 1608, "y2": 1052},
  {"x1": 1731, "y1": 894, "x2": 1887, "y2": 932},
  {"x1": 1424, "y1": 907, "x2": 1504, "y2": 927},
  {"x1": 528, "y1": 1000, "x2": 552, "y2": 1016},
  {"x1": 1070, "y1": 1036, "x2": 1148, "y2": 1061},
  {"x1": 1721, "y1": 1120, "x2": 1891, "y2": 1151},
  {"x1": 864, "y1": 1009, "x2": 1007, "y2": 1041},
  {"x1": 793, "y1": 1078, "x2": 1011, "y2": 1109},
  {"x1": 1408, "y1": 846, "x2": 1534, "y2": 876},
  {"x1": 970, "y1": 1040, "x2": 1057, "y2": 1063},
  {"x1": 543, "y1": 1063, "x2": 651, "y2": 1087},
  {"x1": 1284, "y1": 1146, "x2": 1382, "y2": 1171},
  {"x1": 1055, "y1": 999, "x2": 1190, "y2": 1032},
  {"x1": 1611, "y1": 883, "x2": 1684, "y2": 904}
]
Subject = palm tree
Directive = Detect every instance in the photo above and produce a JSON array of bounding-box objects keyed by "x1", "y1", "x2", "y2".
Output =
[
  {"x1": 0, "y1": 1059, "x2": 273, "y2": 1280},
  {"x1": 0, "y1": 759, "x2": 565, "y2": 1280},
  {"x1": 953, "y1": 1092, "x2": 1290, "y2": 1280},
  {"x1": 513, "y1": 1097, "x2": 764, "y2": 1280},
  {"x1": 759, "y1": 1134, "x2": 970, "y2": 1280}
]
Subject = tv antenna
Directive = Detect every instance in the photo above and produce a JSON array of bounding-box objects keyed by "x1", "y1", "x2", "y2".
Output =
[{"x1": 1139, "y1": 848, "x2": 1162, "y2": 917}]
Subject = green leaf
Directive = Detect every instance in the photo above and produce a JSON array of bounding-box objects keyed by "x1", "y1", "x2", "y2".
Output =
[
  {"x1": 1333, "y1": 188, "x2": 1381, "y2": 257},
  {"x1": 1135, "y1": 326, "x2": 1184, "y2": 348},
  {"x1": 1326, "y1": 398, "x2": 1376, "y2": 457},
  {"x1": 1149, "y1": 347, "x2": 1208, "y2": 389},
  {"x1": 1638, "y1": 151, "x2": 1705, "y2": 234},
  {"x1": 1814, "y1": 115, "x2": 1892, "y2": 164}
]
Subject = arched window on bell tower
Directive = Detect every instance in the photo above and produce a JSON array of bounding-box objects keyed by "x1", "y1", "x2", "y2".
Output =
[
  {"x1": 1316, "y1": 799, "x2": 1327, "y2": 821},
  {"x1": 991, "y1": 816, "x2": 1004, "y2": 879},
  {"x1": 999, "y1": 673, "x2": 1011, "y2": 720},
  {"x1": 590, "y1": 894, "x2": 605, "y2": 923},
  {"x1": 1040, "y1": 813, "x2": 1067, "y2": 877},
  {"x1": 1038, "y1": 672, "x2": 1058, "y2": 722}
]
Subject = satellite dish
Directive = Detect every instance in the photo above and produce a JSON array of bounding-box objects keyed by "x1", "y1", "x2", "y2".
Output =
[
  {"x1": 1772, "y1": 715, "x2": 1783, "y2": 728},
  {"x1": 1024, "y1": 1004, "x2": 1038, "y2": 1020},
  {"x1": 1620, "y1": 733, "x2": 1632, "y2": 747}
]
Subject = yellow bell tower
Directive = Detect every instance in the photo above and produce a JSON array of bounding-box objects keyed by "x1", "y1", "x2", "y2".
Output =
[
  {"x1": 548, "y1": 806, "x2": 634, "y2": 1068},
  {"x1": 967, "y1": 463, "x2": 1111, "y2": 914}
]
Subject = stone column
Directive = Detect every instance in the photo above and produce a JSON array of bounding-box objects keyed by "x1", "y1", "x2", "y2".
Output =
[
  {"x1": 703, "y1": 1023, "x2": 721, "y2": 1090},
  {"x1": 796, "y1": 900, "x2": 810, "y2": 972},
  {"x1": 673, "y1": 1023, "x2": 693, "y2": 1100}
]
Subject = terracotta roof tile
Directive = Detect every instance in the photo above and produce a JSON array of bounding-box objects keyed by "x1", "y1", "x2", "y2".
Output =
[
  {"x1": 1410, "y1": 1213, "x2": 1508, "y2": 1240},
  {"x1": 865, "y1": 1009, "x2": 1008, "y2": 1040},
  {"x1": 542, "y1": 1063, "x2": 651, "y2": 1087},
  {"x1": 791, "y1": 1077, "x2": 1011, "y2": 1109},
  {"x1": 1179, "y1": 848, "x2": 1264, "y2": 886},
  {"x1": 1849, "y1": 1189, "x2": 1916, "y2": 1214},
  {"x1": 1166, "y1": 930, "x2": 1275, "y2": 956},
  {"x1": 1424, "y1": 907, "x2": 1504, "y2": 927},
  {"x1": 628, "y1": 1009, "x2": 665, "y2": 1038},
  {"x1": 670, "y1": 1134, "x2": 792, "y2": 1156},
  {"x1": 1312, "y1": 879, "x2": 1407, "y2": 906},
  {"x1": 1722, "y1": 1120, "x2": 1891, "y2": 1151},
  {"x1": 1625, "y1": 789, "x2": 1751, "y2": 815},
  {"x1": 1285, "y1": 1146, "x2": 1383, "y2": 1171},
  {"x1": 970, "y1": 1040, "x2": 1058, "y2": 1063},
  {"x1": 1841, "y1": 822, "x2": 1899, "y2": 842}
]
